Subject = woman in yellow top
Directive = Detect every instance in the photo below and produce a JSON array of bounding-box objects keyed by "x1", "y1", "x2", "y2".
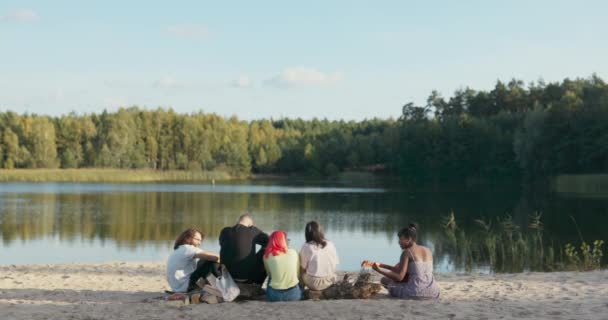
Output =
[{"x1": 263, "y1": 230, "x2": 302, "y2": 301}]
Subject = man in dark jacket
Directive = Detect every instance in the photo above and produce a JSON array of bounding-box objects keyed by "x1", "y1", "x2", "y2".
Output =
[{"x1": 219, "y1": 213, "x2": 269, "y2": 284}]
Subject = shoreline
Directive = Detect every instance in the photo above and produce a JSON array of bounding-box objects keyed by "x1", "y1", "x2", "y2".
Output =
[
  {"x1": 0, "y1": 169, "x2": 378, "y2": 183},
  {"x1": 1, "y1": 262, "x2": 607, "y2": 320},
  {"x1": 0, "y1": 168, "x2": 236, "y2": 183}
]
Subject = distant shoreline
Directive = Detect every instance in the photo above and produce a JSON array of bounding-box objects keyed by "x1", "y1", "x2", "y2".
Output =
[
  {"x1": 0, "y1": 169, "x2": 394, "y2": 185},
  {"x1": 0, "y1": 168, "x2": 235, "y2": 183}
]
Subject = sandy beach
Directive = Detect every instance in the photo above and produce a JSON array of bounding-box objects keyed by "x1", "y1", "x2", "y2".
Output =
[{"x1": 0, "y1": 262, "x2": 607, "y2": 320}]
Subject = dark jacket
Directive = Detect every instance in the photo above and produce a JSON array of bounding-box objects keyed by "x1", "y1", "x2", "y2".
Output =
[{"x1": 219, "y1": 224, "x2": 269, "y2": 283}]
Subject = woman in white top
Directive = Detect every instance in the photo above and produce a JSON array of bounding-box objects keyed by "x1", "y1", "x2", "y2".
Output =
[
  {"x1": 299, "y1": 221, "x2": 339, "y2": 291},
  {"x1": 166, "y1": 228, "x2": 220, "y2": 293}
]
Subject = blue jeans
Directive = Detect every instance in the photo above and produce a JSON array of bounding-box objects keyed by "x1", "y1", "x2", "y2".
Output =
[{"x1": 266, "y1": 279, "x2": 302, "y2": 302}]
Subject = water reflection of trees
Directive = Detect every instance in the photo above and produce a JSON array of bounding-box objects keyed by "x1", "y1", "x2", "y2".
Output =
[
  {"x1": 1, "y1": 189, "x2": 606, "y2": 270},
  {"x1": 1, "y1": 192, "x2": 416, "y2": 244}
]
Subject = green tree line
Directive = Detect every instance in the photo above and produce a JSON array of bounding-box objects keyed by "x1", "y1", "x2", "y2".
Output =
[
  {"x1": 398, "y1": 75, "x2": 608, "y2": 185},
  {"x1": 1, "y1": 75, "x2": 607, "y2": 183}
]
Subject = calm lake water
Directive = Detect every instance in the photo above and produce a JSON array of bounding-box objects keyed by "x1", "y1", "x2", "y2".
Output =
[{"x1": 0, "y1": 181, "x2": 606, "y2": 273}]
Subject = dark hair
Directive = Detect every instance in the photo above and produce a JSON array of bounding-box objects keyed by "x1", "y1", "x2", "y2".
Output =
[
  {"x1": 173, "y1": 228, "x2": 204, "y2": 250},
  {"x1": 305, "y1": 221, "x2": 327, "y2": 248},
  {"x1": 398, "y1": 223, "x2": 419, "y2": 241}
]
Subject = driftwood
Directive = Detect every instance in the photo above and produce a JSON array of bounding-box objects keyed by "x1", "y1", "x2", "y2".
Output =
[{"x1": 316, "y1": 272, "x2": 382, "y2": 300}]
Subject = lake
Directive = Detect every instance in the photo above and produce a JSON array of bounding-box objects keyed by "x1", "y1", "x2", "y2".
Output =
[{"x1": 0, "y1": 181, "x2": 606, "y2": 273}]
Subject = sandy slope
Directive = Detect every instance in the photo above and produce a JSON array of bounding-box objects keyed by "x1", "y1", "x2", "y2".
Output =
[{"x1": 1, "y1": 262, "x2": 607, "y2": 320}]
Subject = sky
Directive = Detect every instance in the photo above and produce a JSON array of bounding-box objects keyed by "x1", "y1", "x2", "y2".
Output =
[{"x1": 1, "y1": 0, "x2": 607, "y2": 120}]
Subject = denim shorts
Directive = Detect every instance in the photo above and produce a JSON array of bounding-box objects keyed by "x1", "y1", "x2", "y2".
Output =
[{"x1": 266, "y1": 284, "x2": 302, "y2": 302}]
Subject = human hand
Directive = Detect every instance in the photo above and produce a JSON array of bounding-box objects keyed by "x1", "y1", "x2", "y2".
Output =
[
  {"x1": 361, "y1": 260, "x2": 374, "y2": 268},
  {"x1": 371, "y1": 262, "x2": 380, "y2": 271}
]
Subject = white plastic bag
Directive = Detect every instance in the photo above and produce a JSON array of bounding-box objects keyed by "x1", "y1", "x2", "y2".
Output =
[{"x1": 216, "y1": 265, "x2": 240, "y2": 302}]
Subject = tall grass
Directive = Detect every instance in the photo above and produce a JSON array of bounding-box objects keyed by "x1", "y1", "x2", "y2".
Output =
[
  {"x1": 0, "y1": 169, "x2": 234, "y2": 183},
  {"x1": 438, "y1": 211, "x2": 605, "y2": 273}
]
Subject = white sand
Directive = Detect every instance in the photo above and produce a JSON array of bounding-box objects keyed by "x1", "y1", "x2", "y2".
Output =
[{"x1": 1, "y1": 262, "x2": 607, "y2": 320}]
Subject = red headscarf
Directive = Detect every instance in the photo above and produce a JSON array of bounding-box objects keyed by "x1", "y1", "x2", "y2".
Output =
[{"x1": 264, "y1": 230, "x2": 288, "y2": 259}]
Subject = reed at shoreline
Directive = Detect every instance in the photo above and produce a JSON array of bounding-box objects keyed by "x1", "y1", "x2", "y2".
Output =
[{"x1": 437, "y1": 212, "x2": 606, "y2": 273}]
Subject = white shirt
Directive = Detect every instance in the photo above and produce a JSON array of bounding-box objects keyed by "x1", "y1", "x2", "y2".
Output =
[
  {"x1": 299, "y1": 241, "x2": 339, "y2": 277},
  {"x1": 166, "y1": 244, "x2": 202, "y2": 292}
]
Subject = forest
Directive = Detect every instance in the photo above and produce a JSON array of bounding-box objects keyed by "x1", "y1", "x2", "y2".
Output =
[{"x1": 1, "y1": 75, "x2": 607, "y2": 185}]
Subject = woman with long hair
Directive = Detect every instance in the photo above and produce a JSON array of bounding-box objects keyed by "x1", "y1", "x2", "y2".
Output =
[
  {"x1": 363, "y1": 223, "x2": 440, "y2": 299},
  {"x1": 299, "y1": 221, "x2": 339, "y2": 291},
  {"x1": 263, "y1": 230, "x2": 302, "y2": 301},
  {"x1": 166, "y1": 228, "x2": 220, "y2": 293}
]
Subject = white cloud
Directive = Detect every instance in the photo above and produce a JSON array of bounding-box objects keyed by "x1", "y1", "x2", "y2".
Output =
[
  {"x1": 0, "y1": 9, "x2": 40, "y2": 23},
  {"x1": 232, "y1": 75, "x2": 253, "y2": 88},
  {"x1": 104, "y1": 79, "x2": 138, "y2": 89},
  {"x1": 266, "y1": 67, "x2": 342, "y2": 88},
  {"x1": 165, "y1": 24, "x2": 209, "y2": 39},
  {"x1": 153, "y1": 76, "x2": 184, "y2": 89}
]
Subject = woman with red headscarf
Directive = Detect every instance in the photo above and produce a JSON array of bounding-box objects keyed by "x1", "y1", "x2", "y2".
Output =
[{"x1": 263, "y1": 230, "x2": 302, "y2": 301}]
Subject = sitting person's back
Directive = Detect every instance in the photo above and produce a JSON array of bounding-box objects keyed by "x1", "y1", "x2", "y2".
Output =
[
  {"x1": 300, "y1": 221, "x2": 339, "y2": 291},
  {"x1": 219, "y1": 213, "x2": 268, "y2": 284},
  {"x1": 263, "y1": 230, "x2": 302, "y2": 302},
  {"x1": 388, "y1": 245, "x2": 439, "y2": 299},
  {"x1": 265, "y1": 247, "x2": 300, "y2": 290}
]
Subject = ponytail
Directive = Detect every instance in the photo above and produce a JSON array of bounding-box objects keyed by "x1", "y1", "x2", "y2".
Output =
[{"x1": 398, "y1": 222, "x2": 419, "y2": 241}]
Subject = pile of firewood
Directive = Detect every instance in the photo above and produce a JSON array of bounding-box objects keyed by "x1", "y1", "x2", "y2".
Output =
[{"x1": 312, "y1": 272, "x2": 382, "y2": 300}]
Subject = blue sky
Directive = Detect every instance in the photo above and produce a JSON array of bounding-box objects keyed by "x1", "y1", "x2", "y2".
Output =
[{"x1": 1, "y1": 1, "x2": 607, "y2": 120}]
